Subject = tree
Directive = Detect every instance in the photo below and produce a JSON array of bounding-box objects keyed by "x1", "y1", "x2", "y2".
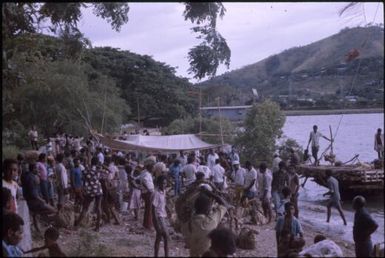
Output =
[
  {"x1": 235, "y1": 100, "x2": 286, "y2": 165},
  {"x1": 2, "y1": 2, "x2": 230, "y2": 80}
]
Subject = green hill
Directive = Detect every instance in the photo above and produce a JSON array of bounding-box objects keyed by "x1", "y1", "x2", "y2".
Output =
[{"x1": 198, "y1": 26, "x2": 384, "y2": 109}]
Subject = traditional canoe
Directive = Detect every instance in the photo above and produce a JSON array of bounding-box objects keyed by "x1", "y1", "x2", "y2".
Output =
[{"x1": 297, "y1": 164, "x2": 384, "y2": 199}]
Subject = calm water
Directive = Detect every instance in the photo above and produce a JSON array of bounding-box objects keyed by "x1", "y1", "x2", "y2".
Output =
[{"x1": 282, "y1": 113, "x2": 384, "y2": 245}]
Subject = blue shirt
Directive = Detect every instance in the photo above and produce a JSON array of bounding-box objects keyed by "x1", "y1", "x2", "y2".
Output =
[
  {"x1": 2, "y1": 240, "x2": 23, "y2": 257},
  {"x1": 20, "y1": 171, "x2": 40, "y2": 201},
  {"x1": 169, "y1": 164, "x2": 181, "y2": 180},
  {"x1": 275, "y1": 216, "x2": 303, "y2": 237},
  {"x1": 71, "y1": 167, "x2": 83, "y2": 188}
]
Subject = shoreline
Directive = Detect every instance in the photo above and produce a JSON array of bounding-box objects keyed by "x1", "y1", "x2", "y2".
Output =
[
  {"x1": 283, "y1": 107, "x2": 384, "y2": 116},
  {"x1": 29, "y1": 209, "x2": 356, "y2": 257}
]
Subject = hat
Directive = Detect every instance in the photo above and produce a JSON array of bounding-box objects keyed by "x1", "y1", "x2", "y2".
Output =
[{"x1": 232, "y1": 160, "x2": 240, "y2": 165}]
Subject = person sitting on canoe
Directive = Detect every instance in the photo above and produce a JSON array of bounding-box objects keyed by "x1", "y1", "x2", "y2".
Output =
[{"x1": 306, "y1": 125, "x2": 333, "y2": 166}]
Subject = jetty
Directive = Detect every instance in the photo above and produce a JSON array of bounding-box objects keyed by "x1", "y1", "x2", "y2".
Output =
[{"x1": 298, "y1": 164, "x2": 384, "y2": 199}]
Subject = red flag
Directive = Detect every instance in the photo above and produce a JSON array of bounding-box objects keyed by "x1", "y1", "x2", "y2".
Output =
[{"x1": 345, "y1": 48, "x2": 360, "y2": 62}]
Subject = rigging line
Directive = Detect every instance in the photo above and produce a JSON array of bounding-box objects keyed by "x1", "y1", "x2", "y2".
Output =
[{"x1": 333, "y1": 3, "x2": 379, "y2": 139}]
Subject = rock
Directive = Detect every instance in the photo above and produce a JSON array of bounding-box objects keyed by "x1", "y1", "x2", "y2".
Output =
[{"x1": 299, "y1": 239, "x2": 343, "y2": 257}]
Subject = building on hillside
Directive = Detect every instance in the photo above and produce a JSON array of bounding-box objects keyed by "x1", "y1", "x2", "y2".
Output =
[{"x1": 200, "y1": 105, "x2": 252, "y2": 121}]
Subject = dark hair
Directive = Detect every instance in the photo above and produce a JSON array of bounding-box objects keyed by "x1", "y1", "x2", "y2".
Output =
[
  {"x1": 56, "y1": 153, "x2": 64, "y2": 163},
  {"x1": 196, "y1": 172, "x2": 205, "y2": 181},
  {"x1": 17, "y1": 153, "x2": 24, "y2": 161},
  {"x1": 3, "y1": 158, "x2": 18, "y2": 173},
  {"x1": 156, "y1": 175, "x2": 167, "y2": 188},
  {"x1": 91, "y1": 156, "x2": 99, "y2": 166},
  {"x1": 215, "y1": 159, "x2": 220, "y2": 164},
  {"x1": 2, "y1": 187, "x2": 12, "y2": 209},
  {"x1": 194, "y1": 193, "x2": 212, "y2": 215},
  {"x1": 73, "y1": 158, "x2": 80, "y2": 164},
  {"x1": 29, "y1": 162, "x2": 37, "y2": 172},
  {"x1": 44, "y1": 226, "x2": 59, "y2": 241},
  {"x1": 187, "y1": 156, "x2": 194, "y2": 164},
  {"x1": 259, "y1": 162, "x2": 267, "y2": 170},
  {"x1": 118, "y1": 157, "x2": 126, "y2": 166},
  {"x1": 282, "y1": 187, "x2": 291, "y2": 198},
  {"x1": 325, "y1": 169, "x2": 332, "y2": 177},
  {"x1": 3, "y1": 213, "x2": 24, "y2": 237},
  {"x1": 208, "y1": 227, "x2": 236, "y2": 255},
  {"x1": 284, "y1": 202, "x2": 294, "y2": 212},
  {"x1": 278, "y1": 161, "x2": 286, "y2": 169},
  {"x1": 245, "y1": 161, "x2": 251, "y2": 168},
  {"x1": 314, "y1": 234, "x2": 326, "y2": 243},
  {"x1": 38, "y1": 153, "x2": 46, "y2": 162},
  {"x1": 173, "y1": 159, "x2": 181, "y2": 165},
  {"x1": 313, "y1": 125, "x2": 318, "y2": 130},
  {"x1": 352, "y1": 195, "x2": 366, "y2": 209},
  {"x1": 377, "y1": 128, "x2": 381, "y2": 132}
]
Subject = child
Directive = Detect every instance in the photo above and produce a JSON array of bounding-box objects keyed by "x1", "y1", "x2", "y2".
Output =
[
  {"x1": 152, "y1": 175, "x2": 169, "y2": 257},
  {"x1": 128, "y1": 166, "x2": 143, "y2": 220},
  {"x1": 23, "y1": 226, "x2": 66, "y2": 257},
  {"x1": 276, "y1": 187, "x2": 292, "y2": 218}
]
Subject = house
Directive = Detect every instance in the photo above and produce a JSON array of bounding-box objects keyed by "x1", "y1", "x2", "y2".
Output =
[{"x1": 200, "y1": 105, "x2": 252, "y2": 121}]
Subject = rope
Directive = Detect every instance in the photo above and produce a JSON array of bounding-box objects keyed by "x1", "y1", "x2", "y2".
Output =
[{"x1": 333, "y1": 3, "x2": 381, "y2": 140}]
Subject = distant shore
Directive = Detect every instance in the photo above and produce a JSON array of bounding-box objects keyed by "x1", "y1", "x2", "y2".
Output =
[{"x1": 284, "y1": 108, "x2": 384, "y2": 116}]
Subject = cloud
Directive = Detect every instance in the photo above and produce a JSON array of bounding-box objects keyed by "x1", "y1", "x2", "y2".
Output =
[{"x1": 77, "y1": 2, "x2": 384, "y2": 83}]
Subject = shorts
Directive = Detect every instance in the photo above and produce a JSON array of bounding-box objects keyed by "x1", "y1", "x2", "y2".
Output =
[
  {"x1": 327, "y1": 197, "x2": 341, "y2": 209},
  {"x1": 311, "y1": 145, "x2": 319, "y2": 158}
]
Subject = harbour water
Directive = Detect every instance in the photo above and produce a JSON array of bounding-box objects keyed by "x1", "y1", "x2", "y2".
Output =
[{"x1": 282, "y1": 113, "x2": 384, "y2": 245}]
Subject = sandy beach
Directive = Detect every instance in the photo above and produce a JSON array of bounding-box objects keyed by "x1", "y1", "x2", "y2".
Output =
[{"x1": 29, "y1": 208, "x2": 356, "y2": 257}]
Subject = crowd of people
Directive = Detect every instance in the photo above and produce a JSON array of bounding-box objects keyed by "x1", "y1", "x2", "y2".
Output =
[{"x1": 2, "y1": 129, "x2": 381, "y2": 258}]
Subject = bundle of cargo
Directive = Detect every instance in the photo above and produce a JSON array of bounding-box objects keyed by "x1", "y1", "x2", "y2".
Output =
[{"x1": 24, "y1": 150, "x2": 40, "y2": 163}]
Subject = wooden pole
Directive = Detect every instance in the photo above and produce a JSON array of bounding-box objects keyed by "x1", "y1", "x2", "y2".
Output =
[
  {"x1": 217, "y1": 97, "x2": 224, "y2": 145},
  {"x1": 199, "y1": 88, "x2": 202, "y2": 136},
  {"x1": 329, "y1": 125, "x2": 333, "y2": 155},
  {"x1": 137, "y1": 95, "x2": 140, "y2": 129}
]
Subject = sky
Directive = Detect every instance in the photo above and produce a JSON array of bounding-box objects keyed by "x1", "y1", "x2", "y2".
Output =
[{"x1": 76, "y1": 2, "x2": 384, "y2": 83}]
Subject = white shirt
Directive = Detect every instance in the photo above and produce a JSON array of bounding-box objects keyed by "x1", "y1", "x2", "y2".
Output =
[
  {"x1": 197, "y1": 165, "x2": 211, "y2": 180},
  {"x1": 207, "y1": 153, "x2": 219, "y2": 169},
  {"x1": 2, "y1": 179, "x2": 19, "y2": 212},
  {"x1": 244, "y1": 167, "x2": 258, "y2": 192},
  {"x1": 97, "y1": 152, "x2": 105, "y2": 165},
  {"x1": 230, "y1": 152, "x2": 240, "y2": 162},
  {"x1": 55, "y1": 163, "x2": 68, "y2": 188},
  {"x1": 272, "y1": 156, "x2": 282, "y2": 173},
  {"x1": 232, "y1": 167, "x2": 245, "y2": 186},
  {"x1": 138, "y1": 170, "x2": 154, "y2": 193},
  {"x1": 310, "y1": 131, "x2": 323, "y2": 147},
  {"x1": 28, "y1": 130, "x2": 38, "y2": 141},
  {"x1": 257, "y1": 169, "x2": 272, "y2": 199},
  {"x1": 182, "y1": 164, "x2": 197, "y2": 186},
  {"x1": 108, "y1": 163, "x2": 118, "y2": 181},
  {"x1": 211, "y1": 164, "x2": 225, "y2": 183}
]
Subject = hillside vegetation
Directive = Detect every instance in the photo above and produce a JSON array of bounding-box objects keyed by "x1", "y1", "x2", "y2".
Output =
[{"x1": 198, "y1": 26, "x2": 384, "y2": 109}]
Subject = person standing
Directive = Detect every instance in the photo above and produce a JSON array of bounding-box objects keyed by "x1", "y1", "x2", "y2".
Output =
[
  {"x1": 229, "y1": 146, "x2": 240, "y2": 164},
  {"x1": 169, "y1": 159, "x2": 182, "y2": 196},
  {"x1": 151, "y1": 175, "x2": 169, "y2": 257},
  {"x1": 231, "y1": 160, "x2": 245, "y2": 203},
  {"x1": 207, "y1": 149, "x2": 219, "y2": 170},
  {"x1": 306, "y1": 125, "x2": 332, "y2": 166},
  {"x1": 74, "y1": 157, "x2": 103, "y2": 231},
  {"x1": 28, "y1": 125, "x2": 39, "y2": 150},
  {"x1": 272, "y1": 161, "x2": 289, "y2": 218},
  {"x1": 257, "y1": 162, "x2": 273, "y2": 223},
  {"x1": 210, "y1": 159, "x2": 225, "y2": 191},
  {"x1": 55, "y1": 154, "x2": 69, "y2": 212},
  {"x1": 323, "y1": 170, "x2": 347, "y2": 225},
  {"x1": 181, "y1": 156, "x2": 197, "y2": 188},
  {"x1": 197, "y1": 160, "x2": 212, "y2": 181},
  {"x1": 138, "y1": 159, "x2": 155, "y2": 230},
  {"x1": 243, "y1": 161, "x2": 258, "y2": 200},
  {"x1": 37, "y1": 153, "x2": 50, "y2": 204},
  {"x1": 287, "y1": 165, "x2": 300, "y2": 218},
  {"x1": 2, "y1": 159, "x2": 20, "y2": 213},
  {"x1": 374, "y1": 128, "x2": 384, "y2": 159},
  {"x1": 353, "y1": 195, "x2": 378, "y2": 258}
]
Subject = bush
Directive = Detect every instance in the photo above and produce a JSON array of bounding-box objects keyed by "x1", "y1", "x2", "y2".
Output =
[
  {"x1": 236, "y1": 100, "x2": 285, "y2": 166},
  {"x1": 2, "y1": 145, "x2": 20, "y2": 161},
  {"x1": 277, "y1": 137, "x2": 303, "y2": 162}
]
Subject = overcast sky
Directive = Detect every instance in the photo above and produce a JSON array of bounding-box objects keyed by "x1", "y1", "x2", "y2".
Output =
[{"x1": 77, "y1": 2, "x2": 384, "y2": 83}]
